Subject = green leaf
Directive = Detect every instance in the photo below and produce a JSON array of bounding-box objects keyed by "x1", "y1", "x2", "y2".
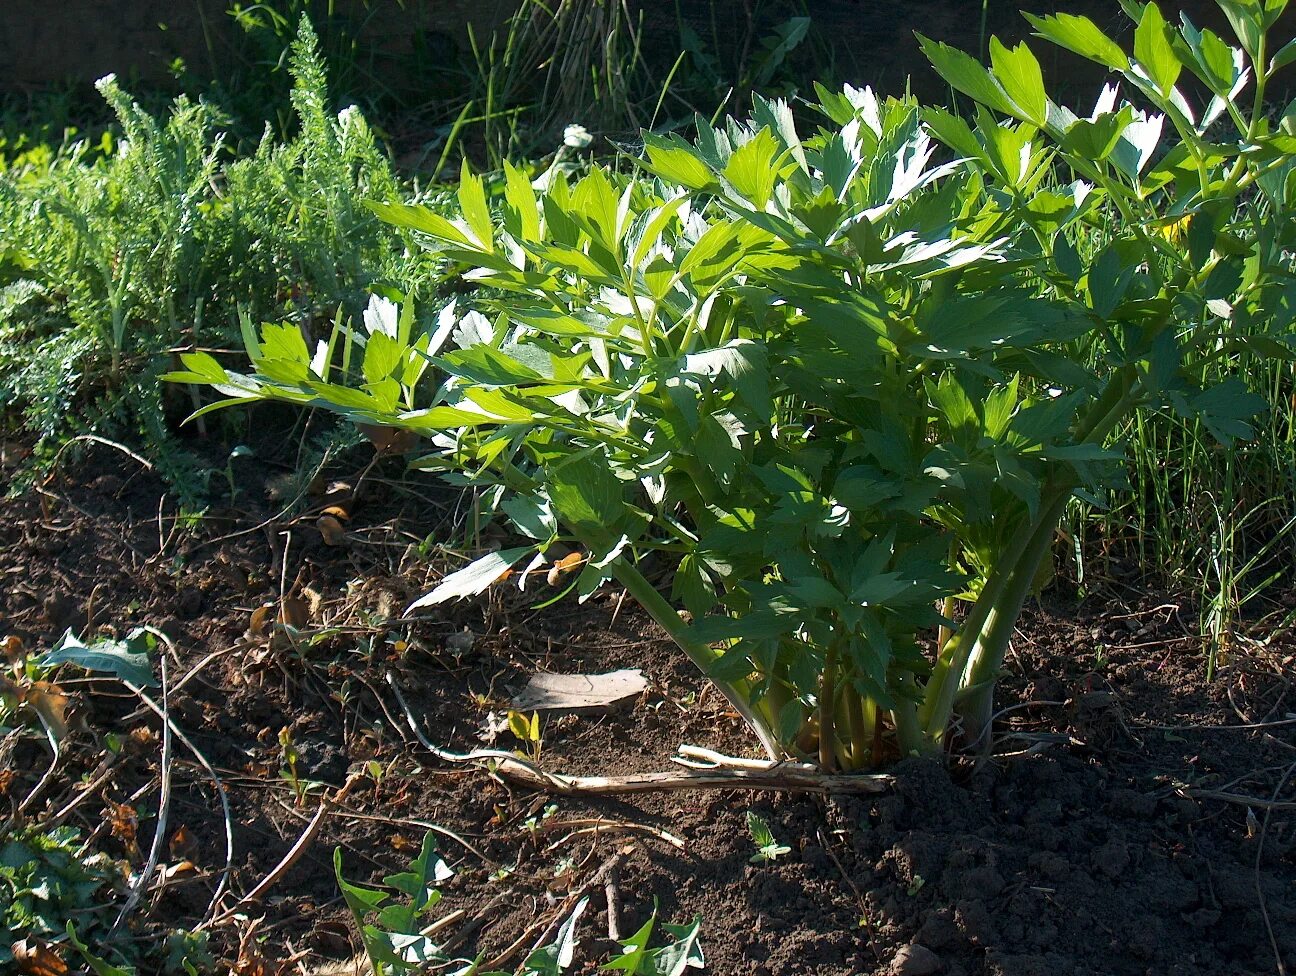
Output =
[
  {"x1": 547, "y1": 452, "x2": 626, "y2": 542},
  {"x1": 406, "y1": 547, "x2": 534, "y2": 612},
  {"x1": 641, "y1": 134, "x2": 717, "y2": 191},
  {"x1": 1218, "y1": 0, "x2": 1263, "y2": 57},
  {"x1": 571, "y1": 167, "x2": 624, "y2": 250},
  {"x1": 1134, "y1": 2, "x2": 1182, "y2": 96},
  {"x1": 368, "y1": 201, "x2": 474, "y2": 248},
  {"x1": 41, "y1": 629, "x2": 157, "y2": 687},
  {"x1": 502, "y1": 494, "x2": 558, "y2": 541},
  {"x1": 724, "y1": 128, "x2": 784, "y2": 208},
  {"x1": 438, "y1": 345, "x2": 544, "y2": 387},
  {"x1": 651, "y1": 916, "x2": 706, "y2": 976},
  {"x1": 602, "y1": 914, "x2": 657, "y2": 973},
  {"x1": 917, "y1": 34, "x2": 1024, "y2": 119},
  {"x1": 989, "y1": 38, "x2": 1048, "y2": 126},
  {"x1": 502, "y1": 160, "x2": 541, "y2": 242},
  {"x1": 334, "y1": 847, "x2": 390, "y2": 920},
  {"x1": 362, "y1": 331, "x2": 405, "y2": 385},
  {"x1": 1175, "y1": 378, "x2": 1266, "y2": 444},
  {"x1": 1271, "y1": 36, "x2": 1296, "y2": 73},
  {"x1": 751, "y1": 96, "x2": 808, "y2": 173},
  {"x1": 67, "y1": 922, "x2": 136, "y2": 976},
  {"x1": 457, "y1": 159, "x2": 495, "y2": 251},
  {"x1": 1023, "y1": 12, "x2": 1130, "y2": 70}
]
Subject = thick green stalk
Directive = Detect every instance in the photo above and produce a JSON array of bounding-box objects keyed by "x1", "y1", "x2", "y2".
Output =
[
  {"x1": 818, "y1": 641, "x2": 840, "y2": 771},
  {"x1": 919, "y1": 507, "x2": 1039, "y2": 734},
  {"x1": 891, "y1": 676, "x2": 928, "y2": 758},
  {"x1": 940, "y1": 374, "x2": 1146, "y2": 748},
  {"x1": 923, "y1": 365, "x2": 1143, "y2": 740},
  {"x1": 953, "y1": 491, "x2": 1070, "y2": 749},
  {"x1": 844, "y1": 680, "x2": 869, "y2": 771},
  {"x1": 610, "y1": 558, "x2": 784, "y2": 760}
]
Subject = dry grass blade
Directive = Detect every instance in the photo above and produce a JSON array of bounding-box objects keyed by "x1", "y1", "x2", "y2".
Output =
[{"x1": 110, "y1": 633, "x2": 172, "y2": 936}]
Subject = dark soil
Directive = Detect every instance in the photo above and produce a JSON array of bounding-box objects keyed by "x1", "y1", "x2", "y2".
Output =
[{"x1": 2, "y1": 428, "x2": 1295, "y2": 976}]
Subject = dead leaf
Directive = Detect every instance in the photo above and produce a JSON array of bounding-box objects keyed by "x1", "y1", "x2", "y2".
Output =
[
  {"x1": 26, "y1": 682, "x2": 69, "y2": 740},
  {"x1": 162, "y1": 859, "x2": 198, "y2": 879},
  {"x1": 279, "y1": 597, "x2": 309, "y2": 630},
  {"x1": 107, "y1": 800, "x2": 139, "y2": 857},
  {"x1": 3, "y1": 635, "x2": 25, "y2": 665},
  {"x1": 316, "y1": 514, "x2": 346, "y2": 546},
  {"x1": 169, "y1": 824, "x2": 198, "y2": 861},
  {"x1": 248, "y1": 603, "x2": 275, "y2": 638},
  {"x1": 321, "y1": 481, "x2": 354, "y2": 518},
  {"x1": 546, "y1": 551, "x2": 584, "y2": 586},
  {"x1": 512, "y1": 669, "x2": 648, "y2": 712},
  {"x1": 0, "y1": 768, "x2": 14, "y2": 795},
  {"x1": 12, "y1": 938, "x2": 68, "y2": 976},
  {"x1": 357, "y1": 423, "x2": 420, "y2": 455},
  {"x1": 389, "y1": 833, "x2": 418, "y2": 852}
]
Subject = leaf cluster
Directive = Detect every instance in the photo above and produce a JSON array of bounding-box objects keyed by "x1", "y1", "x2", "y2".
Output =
[
  {"x1": 174, "y1": 0, "x2": 1296, "y2": 767},
  {"x1": 334, "y1": 832, "x2": 704, "y2": 975}
]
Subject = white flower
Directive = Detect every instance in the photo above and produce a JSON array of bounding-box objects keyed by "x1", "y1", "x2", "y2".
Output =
[
  {"x1": 563, "y1": 124, "x2": 593, "y2": 149},
  {"x1": 363, "y1": 294, "x2": 399, "y2": 339}
]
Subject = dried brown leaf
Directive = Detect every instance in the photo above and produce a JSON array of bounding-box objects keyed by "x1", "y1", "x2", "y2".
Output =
[
  {"x1": 12, "y1": 938, "x2": 68, "y2": 976},
  {"x1": 316, "y1": 515, "x2": 346, "y2": 546}
]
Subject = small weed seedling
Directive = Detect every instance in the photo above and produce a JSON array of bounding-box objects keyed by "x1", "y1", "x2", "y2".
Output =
[
  {"x1": 508, "y1": 709, "x2": 543, "y2": 763},
  {"x1": 745, "y1": 811, "x2": 791, "y2": 864},
  {"x1": 335, "y1": 832, "x2": 705, "y2": 975}
]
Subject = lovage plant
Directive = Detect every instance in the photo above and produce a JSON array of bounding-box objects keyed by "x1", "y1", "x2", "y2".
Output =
[{"x1": 170, "y1": 0, "x2": 1296, "y2": 770}]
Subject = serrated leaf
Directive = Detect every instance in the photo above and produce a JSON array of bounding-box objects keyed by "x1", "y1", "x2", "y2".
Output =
[
  {"x1": 989, "y1": 38, "x2": 1047, "y2": 126},
  {"x1": 918, "y1": 35, "x2": 1023, "y2": 119},
  {"x1": 641, "y1": 135, "x2": 717, "y2": 191},
  {"x1": 1025, "y1": 12, "x2": 1130, "y2": 69},
  {"x1": 457, "y1": 160, "x2": 494, "y2": 251},
  {"x1": 368, "y1": 201, "x2": 474, "y2": 248},
  {"x1": 1134, "y1": 2, "x2": 1182, "y2": 96}
]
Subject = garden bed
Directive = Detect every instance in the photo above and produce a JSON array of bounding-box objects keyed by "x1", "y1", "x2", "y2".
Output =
[{"x1": 3, "y1": 431, "x2": 1293, "y2": 975}]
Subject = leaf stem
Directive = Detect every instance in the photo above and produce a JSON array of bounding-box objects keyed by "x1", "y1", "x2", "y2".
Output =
[{"x1": 609, "y1": 558, "x2": 783, "y2": 760}]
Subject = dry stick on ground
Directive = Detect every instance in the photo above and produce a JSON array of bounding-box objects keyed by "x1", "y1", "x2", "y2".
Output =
[
  {"x1": 17, "y1": 734, "x2": 64, "y2": 816},
  {"x1": 604, "y1": 859, "x2": 623, "y2": 941},
  {"x1": 122, "y1": 626, "x2": 237, "y2": 919},
  {"x1": 204, "y1": 774, "x2": 363, "y2": 929},
  {"x1": 48, "y1": 433, "x2": 156, "y2": 474},
  {"x1": 1185, "y1": 789, "x2": 1296, "y2": 811},
  {"x1": 817, "y1": 826, "x2": 882, "y2": 965},
  {"x1": 1255, "y1": 758, "x2": 1296, "y2": 976},
  {"x1": 485, "y1": 852, "x2": 619, "y2": 972},
  {"x1": 385, "y1": 673, "x2": 892, "y2": 796},
  {"x1": 37, "y1": 752, "x2": 122, "y2": 830},
  {"x1": 537, "y1": 818, "x2": 686, "y2": 851},
  {"x1": 110, "y1": 644, "x2": 173, "y2": 937}
]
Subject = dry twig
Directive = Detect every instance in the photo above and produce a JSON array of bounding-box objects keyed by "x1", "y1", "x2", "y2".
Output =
[{"x1": 386, "y1": 672, "x2": 891, "y2": 796}]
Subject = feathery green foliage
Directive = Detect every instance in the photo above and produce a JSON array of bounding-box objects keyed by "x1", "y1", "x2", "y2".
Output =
[{"x1": 0, "y1": 16, "x2": 440, "y2": 495}]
